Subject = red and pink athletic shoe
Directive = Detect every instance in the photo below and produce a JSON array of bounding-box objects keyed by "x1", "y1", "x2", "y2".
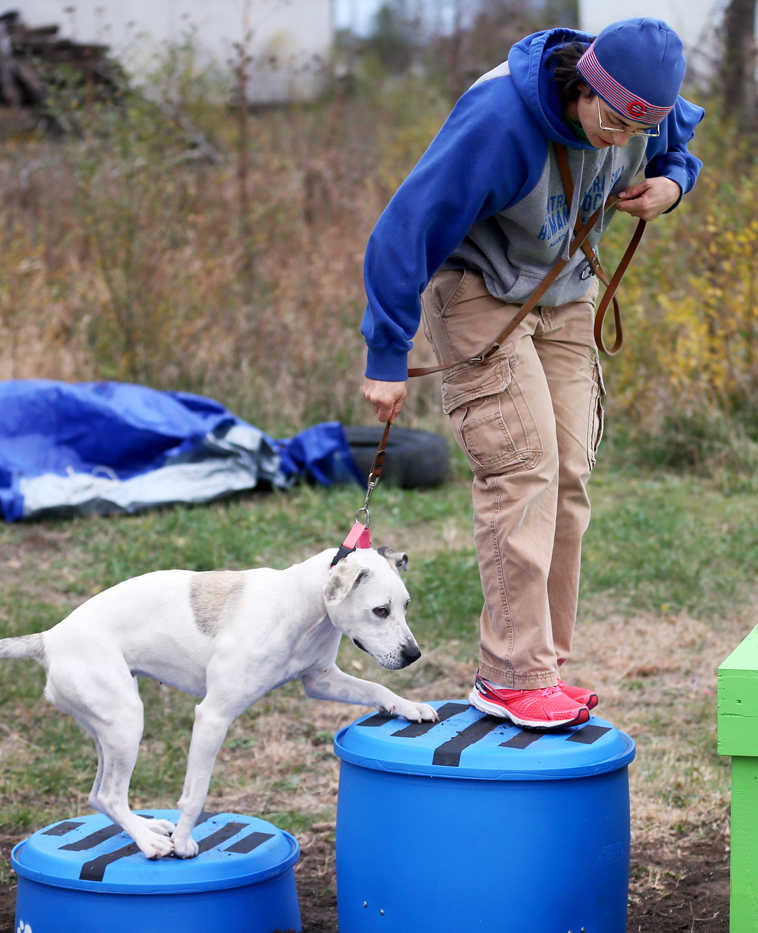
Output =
[
  {"x1": 468, "y1": 676, "x2": 590, "y2": 730},
  {"x1": 557, "y1": 679, "x2": 599, "y2": 710}
]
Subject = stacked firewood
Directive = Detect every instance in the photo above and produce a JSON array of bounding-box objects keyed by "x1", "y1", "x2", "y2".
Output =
[{"x1": 0, "y1": 8, "x2": 123, "y2": 108}]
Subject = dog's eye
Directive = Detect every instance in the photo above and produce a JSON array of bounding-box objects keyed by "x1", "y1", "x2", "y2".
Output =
[{"x1": 372, "y1": 606, "x2": 390, "y2": 618}]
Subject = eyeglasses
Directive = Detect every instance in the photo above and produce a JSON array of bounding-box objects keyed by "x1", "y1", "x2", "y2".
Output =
[{"x1": 596, "y1": 97, "x2": 660, "y2": 138}]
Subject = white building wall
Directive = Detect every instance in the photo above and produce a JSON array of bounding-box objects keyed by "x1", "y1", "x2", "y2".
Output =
[
  {"x1": 578, "y1": 0, "x2": 729, "y2": 79},
  {"x1": 13, "y1": 0, "x2": 334, "y2": 101}
]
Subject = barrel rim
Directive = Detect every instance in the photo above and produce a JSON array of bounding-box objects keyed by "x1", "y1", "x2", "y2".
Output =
[
  {"x1": 333, "y1": 704, "x2": 636, "y2": 781},
  {"x1": 10, "y1": 813, "x2": 300, "y2": 895}
]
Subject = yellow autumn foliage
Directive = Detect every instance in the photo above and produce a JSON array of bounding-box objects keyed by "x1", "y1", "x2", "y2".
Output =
[{"x1": 600, "y1": 113, "x2": 758, "y2": 435}]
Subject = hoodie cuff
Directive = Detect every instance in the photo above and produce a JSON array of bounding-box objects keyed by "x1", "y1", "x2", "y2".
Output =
[
  {"x1": 661, "y1": 169, "x2": 686, "y2": 212},
  {"x1": 365, "y1": 345, "x2": 409, "y2": 382}
]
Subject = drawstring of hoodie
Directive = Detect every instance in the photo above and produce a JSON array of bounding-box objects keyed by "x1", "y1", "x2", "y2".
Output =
[
  {"x1": 597, "y1": 147, "x2": 619, "y2": 236},
  {"x1": 561, "y1": 146, "x2": 620, "y2": 261},
  {"x1": 562, "y1": 149, "x2": 585, "y2": 259}
]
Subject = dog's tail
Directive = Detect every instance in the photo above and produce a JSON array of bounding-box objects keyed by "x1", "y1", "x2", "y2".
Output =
[{"x1": 0, "y1": 633, "x2": 46, "y2": 666}]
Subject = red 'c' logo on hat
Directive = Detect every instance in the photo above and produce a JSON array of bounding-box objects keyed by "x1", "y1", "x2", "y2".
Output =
[{"x1": 627, "y1": 100, "x2": 645, "y2": 118}]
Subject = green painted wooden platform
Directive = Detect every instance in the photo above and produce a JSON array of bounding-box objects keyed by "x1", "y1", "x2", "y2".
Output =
[{"x1": 718, "y1": 624, "x2": 758, "y2": 932}]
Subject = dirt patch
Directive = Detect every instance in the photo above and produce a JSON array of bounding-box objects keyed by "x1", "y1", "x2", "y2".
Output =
[{"x1": 628, "y1": 827, "x2": 729, "y2": 933}]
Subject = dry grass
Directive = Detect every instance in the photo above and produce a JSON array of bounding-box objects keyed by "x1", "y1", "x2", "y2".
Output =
[{"x1": 0, "y1": 85, "x2": 448, "y2": 435}]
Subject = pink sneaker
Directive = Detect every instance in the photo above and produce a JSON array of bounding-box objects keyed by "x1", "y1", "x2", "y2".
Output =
[
  {"x1": 557, "y1": 679, "x2": 599, "y2": 710},
  {"x1": 468, "y1": 677, "x2": 590, "y2": 730}
]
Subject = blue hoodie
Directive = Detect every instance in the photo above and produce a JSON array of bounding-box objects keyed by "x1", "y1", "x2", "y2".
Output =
[{"x1": 361, "y1": 27, "x2": 704, "y2": 381}]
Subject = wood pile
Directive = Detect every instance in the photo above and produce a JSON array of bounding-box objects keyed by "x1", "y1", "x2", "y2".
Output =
[{"x1": 0, "y1": 8, "x2": 123, "y2": 109}]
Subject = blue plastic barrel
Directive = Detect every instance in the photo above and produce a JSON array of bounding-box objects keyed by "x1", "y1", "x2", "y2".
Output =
[
  {"x1": 11, "y1": 809, "x2": 301, "y2": 933},
  {"x1": 334, "y1": 701, "x2": 635, "y2": 933}
]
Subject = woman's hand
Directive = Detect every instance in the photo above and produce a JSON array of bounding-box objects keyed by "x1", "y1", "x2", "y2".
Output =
[
  {"x1": 361, "y1": 377, "x2": 407, "y2": 423},
  {"x1": 615, "y1": 176, "x2": 681, "y2": 221}
]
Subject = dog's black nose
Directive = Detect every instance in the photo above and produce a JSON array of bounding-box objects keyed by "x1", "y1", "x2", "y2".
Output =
[{"x1": 400, "y1": 643, "x2": 421, "y2": 666}]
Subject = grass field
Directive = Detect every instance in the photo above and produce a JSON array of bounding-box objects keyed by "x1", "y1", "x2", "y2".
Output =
[{"x1": 0, "y1": 443, "x2": 753, "y2": 930}]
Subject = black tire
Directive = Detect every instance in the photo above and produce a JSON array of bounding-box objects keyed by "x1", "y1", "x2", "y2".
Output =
[{"x1": 344, "y1": 425, "x2": 449, "y2": 488}]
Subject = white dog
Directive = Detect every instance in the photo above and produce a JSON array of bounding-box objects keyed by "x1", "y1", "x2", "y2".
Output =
[{"x1": 0, "y1": 546, "x2": 437, "y2": 859}]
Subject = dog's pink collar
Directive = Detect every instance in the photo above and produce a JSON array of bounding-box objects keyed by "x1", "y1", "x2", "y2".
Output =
[{"x1": 330, "y1": 520, "x2": 371, "y2": 568}]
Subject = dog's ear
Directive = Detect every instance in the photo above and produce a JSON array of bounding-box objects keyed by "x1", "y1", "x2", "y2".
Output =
[
  {"x1": 324, "y1": 560, "x2": 370, "y2": 605},
  {"x1": 377, "y1": 546, "x2": 409, "y2": 574}
]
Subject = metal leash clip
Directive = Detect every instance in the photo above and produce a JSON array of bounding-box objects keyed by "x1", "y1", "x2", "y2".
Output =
[{"x1": 355, "y1": 471, "x2": 379, "y2": 527}]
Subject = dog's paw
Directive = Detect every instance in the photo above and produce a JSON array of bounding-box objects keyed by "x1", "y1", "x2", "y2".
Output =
[
  {"x1": 135, "y1": 814, "x2": 175, "y2": 837},
  {"x1": 147, "y1": 818, "x2": 176, "y2": 837},
  {"x1": 172, "y1": 833, "x2": 200, "y2": 859},
  {"x1": 138, "y1": 832, "x2": 174, "y2": 860},
  {"x1": 385, "y1": 699, "x2": 439, "y2": 723},
  {"x1": 412, "y1": 702, "x2": 439, "y2": 722}
]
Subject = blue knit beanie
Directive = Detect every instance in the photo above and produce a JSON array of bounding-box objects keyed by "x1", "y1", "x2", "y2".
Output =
[{"x1": 576, "y1": 18, "x2": 685, "y2": 124}]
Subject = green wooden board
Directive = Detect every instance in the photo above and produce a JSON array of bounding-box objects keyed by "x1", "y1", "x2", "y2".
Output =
[
  {"x1": 719, "y1": 625, "x2": 758, "y2": 758},
  {"x1": 729, "y1": 758, "x2": 758, "y2": 932},
  {"x1": 718, "y1": 624, "x2": 758, "y2": 932}
]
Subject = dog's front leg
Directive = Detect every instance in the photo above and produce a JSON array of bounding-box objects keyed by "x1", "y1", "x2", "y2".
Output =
[
  {"x1": 172, "y1": 697, "x2": 236, "y2": 858},
  {"x1": 302, "y1": 665, "x2": 437, "y2": 722}
]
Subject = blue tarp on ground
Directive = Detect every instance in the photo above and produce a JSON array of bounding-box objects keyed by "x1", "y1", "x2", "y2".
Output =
[{"x1": 0, "y1": 380, "x2": 362, "y2": 522}]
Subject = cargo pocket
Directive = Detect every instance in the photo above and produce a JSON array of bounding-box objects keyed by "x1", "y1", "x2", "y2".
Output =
[
  {"x1": 587, "y1": 357, "x2": 606, "y2": 470},
  {"x1": 445, "y1": 356, "x2": 542, "y2": 478}
]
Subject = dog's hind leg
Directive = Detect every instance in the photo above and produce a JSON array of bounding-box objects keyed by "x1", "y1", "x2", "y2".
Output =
[
  {"x1": 87, "y1": 691, "x2": 176, "y2": 859},
  {"x1": 77, "y1": 705, "x2": 174, "y2": 840},
  {"x1": 46, "y1": 654, "x2": 174, "y2": 859}
]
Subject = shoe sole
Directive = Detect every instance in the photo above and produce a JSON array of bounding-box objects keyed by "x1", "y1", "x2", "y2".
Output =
[{"x1": 468, "y1": 688, "x2": 589, "y2": 731}]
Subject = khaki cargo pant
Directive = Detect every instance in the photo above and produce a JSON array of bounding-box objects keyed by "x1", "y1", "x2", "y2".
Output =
[{"x1": 421, "y1": 269, "x2": 604, "y2": 688}]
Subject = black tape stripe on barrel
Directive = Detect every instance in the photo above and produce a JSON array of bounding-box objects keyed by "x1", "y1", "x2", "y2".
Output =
[
  {"x1": 80, "y1": 841, "x2": 140, "y2": 881},
  {"x1": 391, "y1": 702, "x2": 469, "y2": 738},
  {"x1": 432, "y1": 718, "x2": 501, "y2": 767},
  {"x1": 568, "y1": 725, "x2": 611, "y2": 745},
  {"x1": 61, "y1": 823, "x2": 125, "y2": 851},
  {"x1": 358, "y1": 713, "x2": 395, "y2": 727},
  {"x1": 225, "y1": 830, "x2": 274, "y2": 854},
  {"x1": 195, "y1": 821, "x2": 248, "y2": 854},
  {"x1": 43, "y1": 820, "x2": 84, "y2": 836},
  {"x1": 500, "y1": 730, "x2": 543, "y2": 749}
]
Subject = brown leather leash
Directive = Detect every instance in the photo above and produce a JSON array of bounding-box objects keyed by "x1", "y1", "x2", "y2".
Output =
[
  {"x1": 355, "y1": 144, "x2": 647, "y2": 519},
  {"x1": 554, "y1": 143, "x2": 646, "y2": 355}
]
